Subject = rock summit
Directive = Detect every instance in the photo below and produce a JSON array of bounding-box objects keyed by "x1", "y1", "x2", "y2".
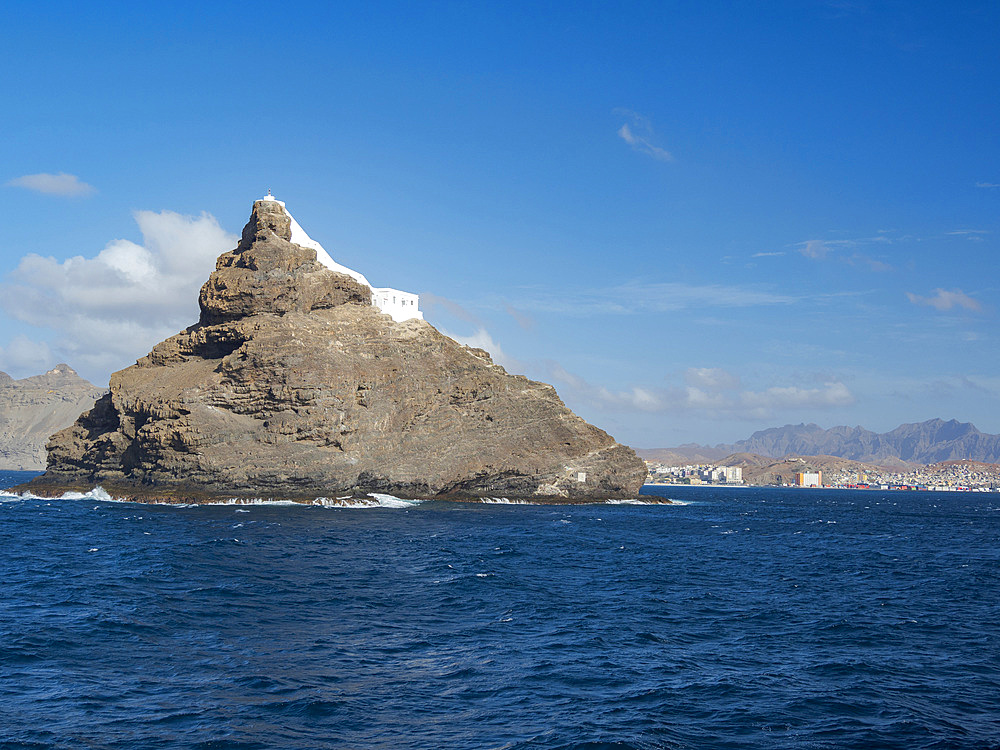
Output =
[{"x1": 24, "y1": 198, "x2": 647, "y2": 502}]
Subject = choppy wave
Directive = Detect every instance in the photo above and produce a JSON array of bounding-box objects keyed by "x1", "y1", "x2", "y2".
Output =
[
  {"x1": 0, "y1": 487, "x2": 424, "y2": 509},
  {"x1": 312, "y1": 493, "x2": 425, "y2": 509},
  {"x1": 480, "y1": 497, "x2": 681, "y2": 506},
  {"x1": 207, "y1": 498, "x2": 303, "y2": 506},
  {"x1": 0, "y1": 486, "x2": 118, "y2": 503},
  {"x1": 605, "y1": 497, "x2": 681, "y2": 505}
]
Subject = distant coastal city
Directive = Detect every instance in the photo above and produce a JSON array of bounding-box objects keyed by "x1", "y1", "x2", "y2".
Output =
[{"x1": 646, "y1": 459, "x2": 1000, "y2": 492}]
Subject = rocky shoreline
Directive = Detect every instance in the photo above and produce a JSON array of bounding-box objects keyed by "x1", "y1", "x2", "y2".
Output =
[{"x1": 11, "y1": 478, "x2": 673, "y2": 506}]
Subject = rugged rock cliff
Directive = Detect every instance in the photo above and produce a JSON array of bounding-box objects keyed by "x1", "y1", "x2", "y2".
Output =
[
  {"x1": 0, "y1": 366, "x2": 105, "y2": 470},
  {"x1": 24, "y1": 199, "x2": 646, "y2": 502}
]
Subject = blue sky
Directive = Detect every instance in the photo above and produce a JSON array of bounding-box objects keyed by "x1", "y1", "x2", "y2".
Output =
[{"x1": 2, "y1": 1, "x2": 998, "y2": 448}]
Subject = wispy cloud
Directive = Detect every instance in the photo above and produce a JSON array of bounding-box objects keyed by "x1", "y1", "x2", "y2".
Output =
[
  {"x1": 0, "y1": 336, "x2": 56, "y2": 378},
  {"x1": 847, "y1": 253, "x2": 893, "y2": 272},
  {"x1": 614, "y1": 109, "x2": 673, "y2": 162},
  {"x1": 548, "y1": 363, "x2": 854, "y2": 420},
  {"x1": 548, "y1": 363, "x2": 670, "y2": 411},
  {"x1": 751, "y1": 251, "x2": 785, "y2": 258},
  {"x1": 1, "y1": 210, "x2": 236, "y2": 379},
  {"x1": 975, "y1": 182, "x2": 999, "y2": 188},
  {"x1": 6, "y1": 172, "x2": 96, "y2": 197},
  {"x1": 797, "y1": 239, "x2": 832, "y2": 259},
  {"x1": 906, "y1": 288, "x2": 983, "y2": 313},
  {"x1": 685, "y1": 367, "x2": 740, "y2": 392},
  {"x1": 439, "y1": 325, "x2": 525, "y2": 374},
  {"x1": 946, "y1": 229, "x2": 989, "y2": 241},
  {"x1": 738, "y1": 382, "x2": 854, "y2": 414},
  {"x1": 504, "y1": 304, "x2": 535, "y2": 331},
  {"x1": 505, "y1": 281, "x2": 795, "y2": 317},
  {"x1": 420, "y1": 292, "x2": 484, "y2": 326},
  {"x1": 794, "y1": 236, "x2": 896, "y2": 271}
]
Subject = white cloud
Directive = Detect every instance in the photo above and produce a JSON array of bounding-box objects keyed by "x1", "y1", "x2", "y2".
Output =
[
  {"x1": 504, "y1": 304, "x2": 535, "y2": 330},
  {"x1": 0, "y1": 336, "x2": 56, "y2": 378},
  {"x1": 420, "y1": 292, "x2": 484, "y2": 326},
  {"x1": 681, "y1": 386, "x2": 728, "y2": 409},
  {"x1": 685, "y1": 367, "x2": 740, "y2": 392},
  {"x1": 546, "y1": 363, "x2": 665, "y2": 411},
  {"x1": 847, "y1": 253, "x2": 893, "y2": 272},
  {"x1": 6, "y1": 172, "x2": 96, "y2": 197},
  {"x1": 975, "y1": 182, "x2": 999, "y2": 188},
  {"x1": 548, "y1": 364, "x2": 853, "y2": 420},
  {"x1": 946, "y1": 229, "x2": 989, "y2": 242},
  {"x1": 506, "y1": 281, "x2": 795, "y2": 316},
  {"x1": 739, "y1": 382, "x2": 854, "y2": 413},
  {"x1": 752, "y1": 251, "x2": 785, "y2": 258},
  {"x1": 798, "y1": 240, "x2": 831, "y2": 259},
  {"x1": 795, "y1": 236, "x2": 897, "y2": 271},
  {"x1": 598, "y1": 384, "x2": 666, "y2": 411},
  {"x1": 1, "y1": 210, "x2": 236, "y2": 380},
  {"x1": 441, "y1": 326, "x2": 525, "y2": 374},
  {"x1": 905, "y1": 288, "x2": 983, "y2": 313},
  {"x1": 615, "y1": 110, "x2": 674, "y2": 162}
]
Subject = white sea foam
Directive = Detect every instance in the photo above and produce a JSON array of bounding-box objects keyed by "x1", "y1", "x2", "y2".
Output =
[
  {"x1": 0, "y1": 486, "x2": 122, "y2": 503},
  {"x1": 210, "y1": 498, "x2": 301, "y2": 506},
  {"x1": 0, "y1": 486, "x2": 425, "y2": 509},
  {"x1": 604, "y1": 498, "x2": 681, "y2": 505},
  {"x1": 310, "y1": 493, "x2": 425, "y2": 509},
  {"x1": 479, "y1": 497, "x2": 537, "y2": 505},
  {"x1": 67, "y1": 487, "x2": 115, "y2": 502}
]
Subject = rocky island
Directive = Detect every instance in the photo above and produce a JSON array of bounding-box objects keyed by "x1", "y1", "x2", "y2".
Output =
[{"x1": 21, "y1": 197, "x2": 646, "y2": 503}]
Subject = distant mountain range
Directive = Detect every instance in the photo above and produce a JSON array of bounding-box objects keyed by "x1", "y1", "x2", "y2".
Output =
[
  {"x1": 0, "y1": 365, "x2": 105, "y2": 470},
  {"x1": 638, "y1": 419, "x2": 1000, "y2": 466}
]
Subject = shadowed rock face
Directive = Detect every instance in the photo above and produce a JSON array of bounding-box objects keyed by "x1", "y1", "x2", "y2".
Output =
[{"x1": 28, "y1": 199, "x2": 646, "y2": 502}]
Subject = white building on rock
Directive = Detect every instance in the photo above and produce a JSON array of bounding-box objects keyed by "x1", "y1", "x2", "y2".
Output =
[{"x1": 260, "y1": 193, "x2": 424, "y2": 323}]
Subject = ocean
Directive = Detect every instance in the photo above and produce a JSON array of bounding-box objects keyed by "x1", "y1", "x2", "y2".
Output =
[{"x1": 2, "y1": 470, "x2": 998, "y2": 749}]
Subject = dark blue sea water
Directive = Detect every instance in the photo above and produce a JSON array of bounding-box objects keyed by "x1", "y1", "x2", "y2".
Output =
[{"x1": 2, "y1": 471, "x2": 999, "y2": 749}]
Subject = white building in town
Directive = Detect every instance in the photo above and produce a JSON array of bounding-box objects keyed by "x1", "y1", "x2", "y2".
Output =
[
  {"x1": 698, "y1": 466, "x2": 744, "y2": 484},
  {"x1": 260, "y1": 193, "x2": 423, "y2": 323},
  {"x1": 795, "y1": 471, "x2": 822, "y2": 488}
]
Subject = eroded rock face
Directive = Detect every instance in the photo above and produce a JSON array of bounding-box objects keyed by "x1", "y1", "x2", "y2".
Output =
[{"x1": 28, "y1": 199, "x2": 646, "y2": 501}]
